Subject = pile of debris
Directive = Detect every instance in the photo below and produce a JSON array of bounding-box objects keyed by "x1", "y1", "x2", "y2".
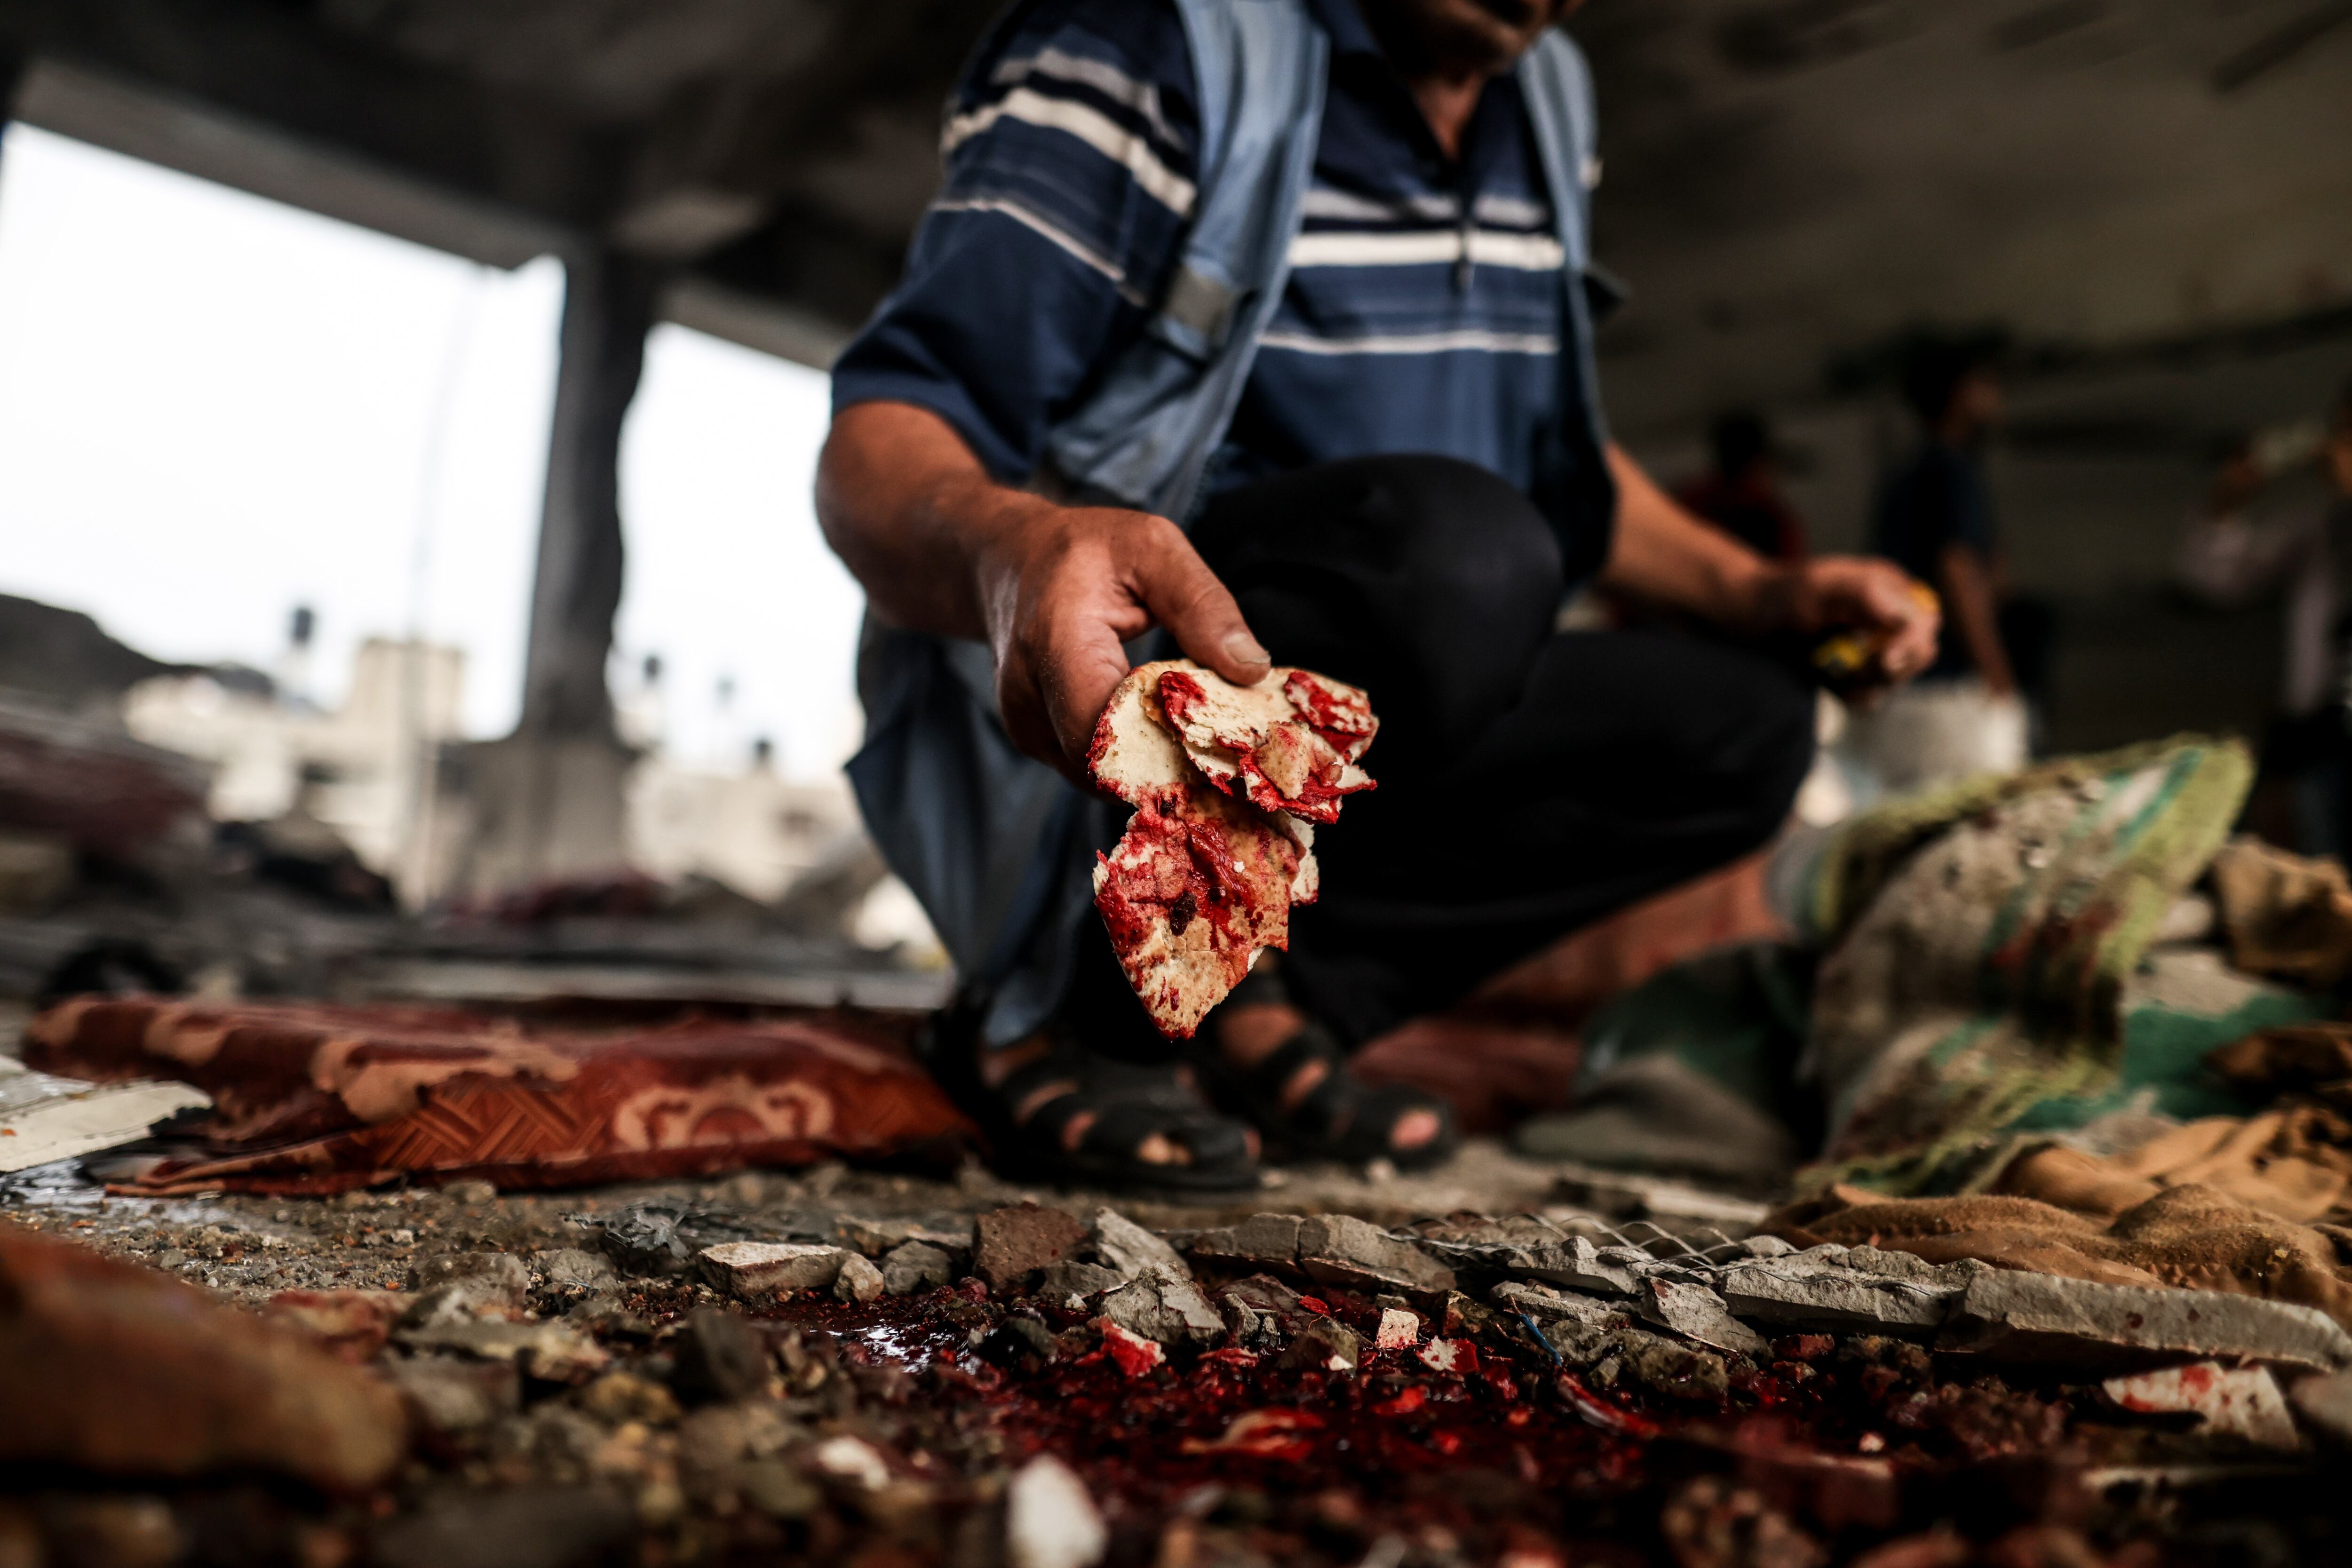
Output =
[{"x1": 3, "y1": 1174, "x2": 2349, "y2": 1568}]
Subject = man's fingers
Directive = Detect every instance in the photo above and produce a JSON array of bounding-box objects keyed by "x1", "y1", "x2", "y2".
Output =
[
  {"x1": 997, "y1": 647, "x2": 1086, "y2": 785},
  {"x1": 1033, "y1": 611, "x2": 1136, "y2": 779},
  {"x1": 1137, "y1": 528, "x2": 1272, "y2": 687},
  {"x1": 1869, "y1": 574, "x2": 1941, "y2": 680}
]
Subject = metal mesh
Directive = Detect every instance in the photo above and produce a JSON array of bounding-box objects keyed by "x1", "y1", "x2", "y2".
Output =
[{"x1": 1549, "y1": 1214, "x2": 1756, "y2": 1274}]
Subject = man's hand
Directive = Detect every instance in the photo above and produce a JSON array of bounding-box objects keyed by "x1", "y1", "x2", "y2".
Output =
[
  {"x1": 817, "y1": 400, "x2": 1269, "y2": 781},
  {"x1": 974, "y1": 496, "x2": 1270, "y2": 778},
  {"x1": 1600, "y1": 443, "x2": 1940, "y2": 690},
  {"x1": 1758, "y1": 557, "x2": 1941, "y2": 689}
]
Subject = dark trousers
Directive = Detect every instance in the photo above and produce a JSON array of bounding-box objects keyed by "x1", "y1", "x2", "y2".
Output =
[{"x1": 1063, "y1": 454, "x2": 1818, "y2": 1055}]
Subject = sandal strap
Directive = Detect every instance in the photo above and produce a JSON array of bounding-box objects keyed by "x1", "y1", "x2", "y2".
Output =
[
  {"x1": 1210, "y1": 1016, "x2": 1458, "y2": 1166},
  {"x1": 1240, "y1": 1029, "x2": 1352, "y2": 1139},
  {"x1": 988, "y1": 1043, "x2": 1250, "y2": 1168}
]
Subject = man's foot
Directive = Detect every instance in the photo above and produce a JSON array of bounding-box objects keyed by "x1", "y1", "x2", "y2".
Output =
[
  {"x1": 1200, "y1": 961, "x2": 1458, "y2": 1168},
  {"x1": 970, "y1": 1028, "x2": 1261, "y2": 1192}
]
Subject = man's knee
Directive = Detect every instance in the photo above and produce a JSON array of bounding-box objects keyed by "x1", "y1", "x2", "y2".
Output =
[
  {"x1": 1192, "y1": 454, "x2": 1562, "y2": 621},
  {"x1": 1719, "y1": 655, "x2": 1818, "y2": 839}
]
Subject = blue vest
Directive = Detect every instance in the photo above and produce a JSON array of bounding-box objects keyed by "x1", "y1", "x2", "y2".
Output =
[{"x1": 848, "y1": 0, "x2": 1611, "y2": 1046}]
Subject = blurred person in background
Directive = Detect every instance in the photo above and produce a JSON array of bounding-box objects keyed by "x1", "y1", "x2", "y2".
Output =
[
  {"x1": 1675, "y1": 410, "x2": 1807, "y2": 562},
  {"x1": 2176, "y1": 381, "x2": 2352, "y2": 856},
  {"x1": 1849, "y1": 337, "x2": 2027, "y2": 796}
]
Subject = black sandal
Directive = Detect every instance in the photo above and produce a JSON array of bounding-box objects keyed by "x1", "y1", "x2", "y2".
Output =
[
  {"x1": 926, "y1": 1007, "x2": 1262, "y2": 1193},
  {"x1": 1198, "y1": 966, "x2": 1460, "y2": 1170}
]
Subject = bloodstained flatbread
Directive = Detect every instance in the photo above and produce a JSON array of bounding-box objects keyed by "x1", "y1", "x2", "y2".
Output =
[
  {"x1": 1086, "y1": 661, "x2": 1373, "y2": 1038},
  {"x1": 1156, "y1": 666, "x2": 1377, "y2": 824}
]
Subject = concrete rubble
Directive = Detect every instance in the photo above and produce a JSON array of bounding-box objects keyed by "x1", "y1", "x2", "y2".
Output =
[
  {"x1": 1716, "y1": 1243, "x2": 1987, "y2": 1335},
  {"x1": 1638, "y1": 1277, "x2": 1771, "y2": 1356},
  {"x1": 1938, "y1": 1269, "x2": 2352, "y2": 1373},
  {"x1": 1, "y1": 1148, "x2": 2349, "y2": 1564},
  {"x1": 697, "y1": 1240, "x2": 848, "y2": 1298}
]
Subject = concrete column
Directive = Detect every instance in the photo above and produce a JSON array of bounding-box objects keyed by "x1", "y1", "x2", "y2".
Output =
[
  {"x1": 455, "y1": 246, "x2": 662, "y2": 895},
  {"x1": 520, "y1": 247, "x2": 660, "y2": 736}
]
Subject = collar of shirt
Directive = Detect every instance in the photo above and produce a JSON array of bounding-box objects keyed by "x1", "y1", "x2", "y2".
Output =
[{"x1": 1306, "y1": 0, "x2": 1534, "y2": 189}]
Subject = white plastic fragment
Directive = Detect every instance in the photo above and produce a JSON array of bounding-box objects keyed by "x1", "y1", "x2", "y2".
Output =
[
  {"x1": 1006, "y1": 1454, "x2": 1108, "y2": 1568},
  {"x1": 812, "y1": 1435, "x2": 892, "y2": 1491}
]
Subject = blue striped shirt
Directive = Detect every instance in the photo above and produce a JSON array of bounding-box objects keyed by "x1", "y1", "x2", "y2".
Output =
[{"x1": 832, "y1": 0, "x2": 1605, "y2": 577}]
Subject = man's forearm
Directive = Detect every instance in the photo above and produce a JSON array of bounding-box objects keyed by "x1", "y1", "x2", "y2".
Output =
[
  {"x1": 1595, "y1": 442, "x2": 1942, "y2": 684},
  {"x1": 815, "y1": 400, "x2": 1039, "y2": 640},
  {"x1": 1597, "y1": 443, "x2": 1777, "y2": 626}
]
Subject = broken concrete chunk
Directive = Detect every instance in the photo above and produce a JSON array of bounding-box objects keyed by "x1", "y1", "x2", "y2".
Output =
[
  {"x1": 1442, "y1": 1290, "x2": 1497, "y2": 1339},
  {"x1": 382, "y1": 1354, "x2": 521, "y2": 1436},
  {"x1": 1939, "y1": 1269, "x2": 2352, "y2": 1374},
  {"x1": 671, "y1": 1309, "x2": 774, "y2": 1404},
  {"x1": 834, "y1": 1253, "x2": 886, "y2": 1304},
  {"x1": 1492, "y1": 1283, "x2": 1622, "y2": 1366},
  {"x1": 1640, "y1": 1278, "x2": 1770, "y2": 1357},
  {"x1": 530, "y1": 1248, "x2": 618, "y2": 1294},
  {"x1": 1041, "y1": 1260, "x2": 1126, "y2": 1306},
  {"x1": 978, "y1": 1315, "x2": 1059, "y2": 1371},
  {"x1": 1842, "y1": 1246, "x2": 1991, "y2": 1285},
  {"x1": 595, "y1": 1202, "x2": 721, "y2": 1277},
  {"x1": 1099, "y1": 1276, "x2": 1224, "y2": 1346},
  {"x1": 2104, "y1": 1362, "x2": 2301, "y2": 1450},
  {"x1": 1221, "y1": 1274, "x2": 1306, "y2": 1316},
  {"x1": 1375, "y1": 1308, "x2": 1420, "y2": 1350},
  {"x1": 1509, "y1": 1236, "x2": 1645, "y2": 1298},
  {"x1": 1186, "y1": 1212, "x2": 1304, "y2": 1270},
  {"x1": 1216, "y1": 1274, "x2": 1302, "y2": 1347},
  {"x1": 834, "y1": 1215, "x2": 975, "y2": 1259},
  {"x1": 881, "y1": 1241, "x2": 956, "y2": 1297},
  {"x1": 1492, "y1": 1279, "x2": 1620, "y2": 1327},
  {"x1": 1089, "y1": 1209, "x2": 1191, "y2": 1283},
  {"x1": 2289, "y1": 1371, "x2": 2352, "y2": 1446},
  {"x1": 1716, "y1": 1248, "x2": 1963, "y2": 1337},
  {"x1": 973, "y1": 1205, "x2": 1088, "y2": 1293},
  {"x1": 394, "y1": 1317, "x2": 609, "y2": 1383},
  {"x1": 406, "y1": 1251, "x2": 531, "y2": 1315},
  {"x1": 1278, "y1": 1316, "x2": 1362, "y2": 1373},
  {"x1": 697, "y1": 1241, "x2": 848, "y2": 1299},
  {"x1": 1295, "y1": 1215, "x2": 1454, "y2": 1297},
  {"x1": 1610, "y1": 1327, "x2": 1729, "y2": 1402}
]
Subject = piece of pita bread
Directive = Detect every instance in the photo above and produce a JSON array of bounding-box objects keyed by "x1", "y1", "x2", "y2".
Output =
[
  {"x1": 1084, "y1": 658, "x2": 1373, "y2": 1036},
  {"x1": 1091, "y1": 786, "x2": 1304, "y2": 1039},
  {"x1": 1155, "y1": 666, "x2": 1376, "y2": 824}
]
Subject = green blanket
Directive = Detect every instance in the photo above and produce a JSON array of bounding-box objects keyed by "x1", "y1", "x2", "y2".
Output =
[
  {"x1": 1804, "y1": 736, "x2": 2273, "y2": 1192},
  {"x1": 1516, "y1": 735, "x2": 2330, "y2": 1195}
]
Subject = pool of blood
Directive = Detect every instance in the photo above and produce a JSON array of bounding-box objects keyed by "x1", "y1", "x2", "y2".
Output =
[{"x1": 751, "y1": 1275, "x2": 2204, "y2": 1562}]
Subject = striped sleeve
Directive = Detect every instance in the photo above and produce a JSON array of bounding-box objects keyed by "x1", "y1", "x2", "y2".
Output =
[{"x1": 829, "y1": 0, "x2": 1199, "y2": 484}]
